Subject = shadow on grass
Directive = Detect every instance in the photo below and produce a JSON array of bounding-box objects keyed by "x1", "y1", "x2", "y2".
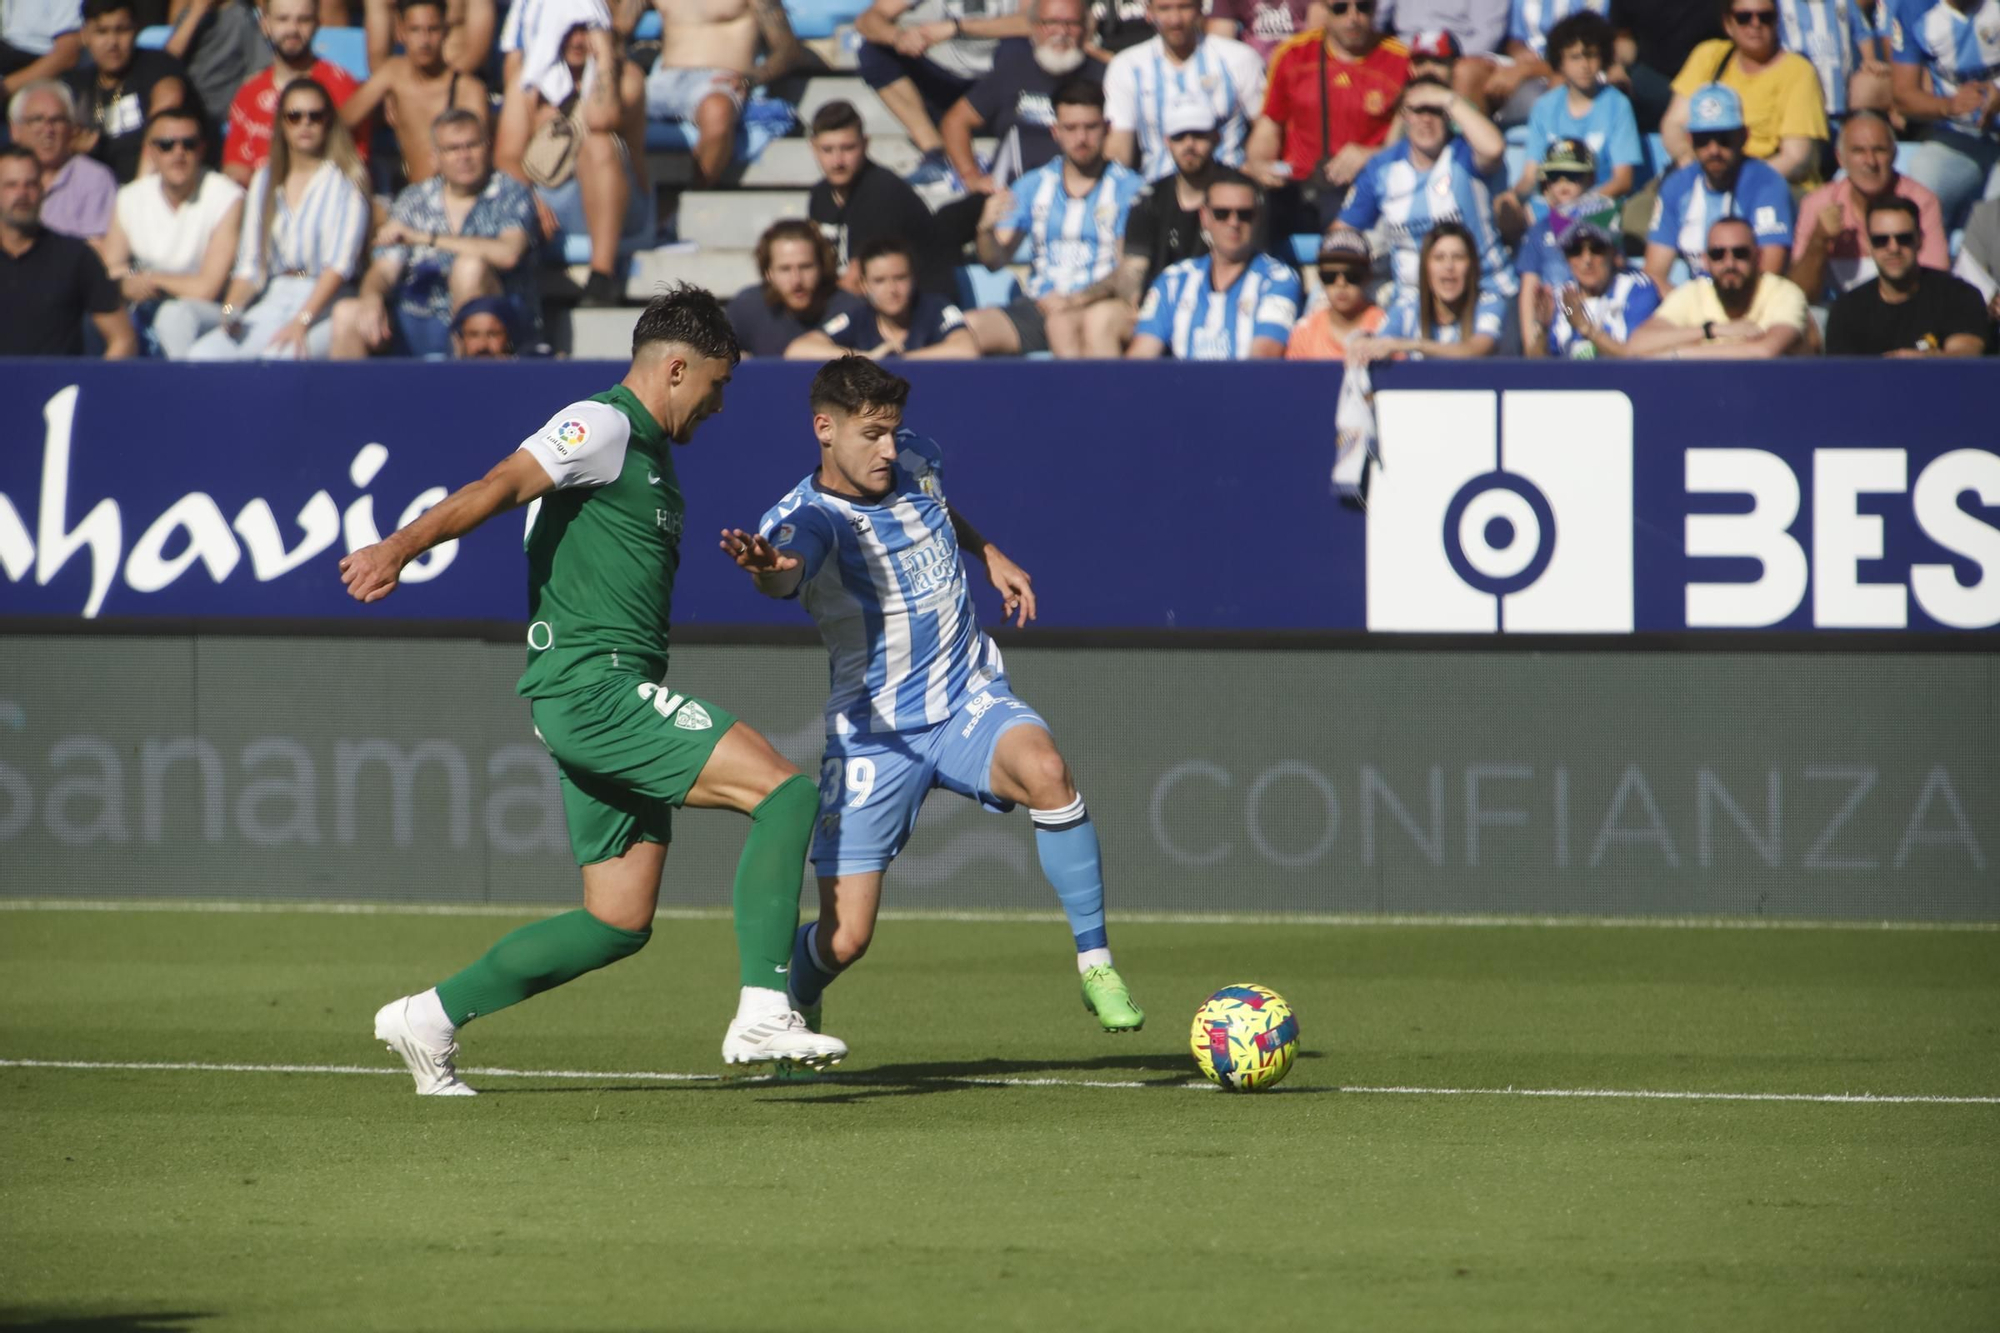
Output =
[{"x1": 0, "y1": 1312, "x2": 212, "y2": 1332}]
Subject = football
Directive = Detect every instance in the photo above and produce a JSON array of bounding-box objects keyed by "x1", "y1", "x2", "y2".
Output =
[{"x1": 1189, "y1": 983, "x2": 1300, "y2": 1092}]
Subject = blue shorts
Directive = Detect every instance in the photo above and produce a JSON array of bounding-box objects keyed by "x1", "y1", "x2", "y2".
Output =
[{"x1": 811, "y1": 681, "x2": 1047, "y2": 876}]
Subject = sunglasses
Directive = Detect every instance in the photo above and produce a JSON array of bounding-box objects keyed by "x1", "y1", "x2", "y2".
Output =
[
  {"x1": 1209, "y1": 206, "x2": 1257, "y2": 222},
  {"x1": 1317, "y1": 267, "x2": 1365, "y2": 286},
  {"x1": 1869, "y1": 229, "x2": 1917, "y2": 249},
  {"x1": 283, "y1": 107, "x2": 329, "y2": 124},
  {"x1": 1690, "y1": 131, "x2": 1737, "y2": 148},
  {"x1": 1167, "y1": 129, "x2": 1213, "y2": 141},
  {"x1": 148, "y1": 135, "x2": 201, "y2": 153},
  {"x1": 1327, "y1": 0, "x2": 1373, "y2": 12},
  {"x1": 1728, "y1": 8, "x2": 1775, "y2": 24},
  {"x1": 1567, "y1": 238, "x2": 1612, "y2": 255},
  {"x1": 1706, "y1": 244, "x2": 1754, "y2": 262}
]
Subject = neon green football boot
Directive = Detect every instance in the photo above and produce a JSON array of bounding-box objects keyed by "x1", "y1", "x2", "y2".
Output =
[{"x1": 1081, "y1": 965, "x2": 1145, "y2": 1033}]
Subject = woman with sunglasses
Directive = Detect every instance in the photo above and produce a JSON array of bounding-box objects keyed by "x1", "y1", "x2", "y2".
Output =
[
  {"x1": 99, "y1": 106, "x2": 245, "y2": 358},
  {"x1": 189, "y1": 78, "x2": 369, "y2": 360},
  {"x1": 1285, "y1": 222, "x2": 1384, "y2": 358},
  {"x1": 1346, "y1": 218, "x2": 1504, "y2": 361},
  {"x1": 1662, "y1": 0, "x2": 1827, "y2": 185}
]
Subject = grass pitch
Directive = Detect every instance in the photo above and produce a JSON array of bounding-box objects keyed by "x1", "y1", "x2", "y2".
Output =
[{"x1": 2, "y1": 905, "x2": 1997, "y2": 1332}]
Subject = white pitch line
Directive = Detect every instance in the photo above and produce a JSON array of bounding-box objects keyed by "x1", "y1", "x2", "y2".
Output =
[
  {"x1": 3, "y1": 1059, "x2": 1996, "y2": 1105},
  {"x1": 1, "y1": 899, "x2": 1995, "y2": 933}
]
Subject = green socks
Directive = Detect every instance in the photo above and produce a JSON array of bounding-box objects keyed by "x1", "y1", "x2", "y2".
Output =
[
  {"x1": 734, "y1": 774, "x2": 816, "y2": 989},
  {"x1": 436, "y1": 910, "x2": 651, "y2": 1026}
]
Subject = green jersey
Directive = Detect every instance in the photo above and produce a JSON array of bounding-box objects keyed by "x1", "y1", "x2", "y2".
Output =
[{"x1": 515, "y1": 385, "x2": 685, "y2": 699}]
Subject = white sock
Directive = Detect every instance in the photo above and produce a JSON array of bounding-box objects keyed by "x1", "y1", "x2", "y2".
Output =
[
  {"x1": 1076, "y1": 947, "x2": 1113, "y2": 973},
  {"x1": 735, "y1": 985, "x2": 791, "y2": 1023},
  {"x1": 410, "y1": 987, "x2": 455, "y2": 1043}
]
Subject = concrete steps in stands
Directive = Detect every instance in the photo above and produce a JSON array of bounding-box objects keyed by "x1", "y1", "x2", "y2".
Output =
[{"x1": 676, "y1": 190, "x2": 811, "y2": 247}]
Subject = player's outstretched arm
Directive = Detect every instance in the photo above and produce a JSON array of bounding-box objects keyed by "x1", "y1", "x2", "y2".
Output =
[
  {"x1": 719, "y1": 528, "x2": 805, "y2": 600},
  {"x1": 951, "y1": 509, "x2": 1035, "y2": 628},
  {"x1": 339, "y1": 451, "x2": 557, "y2": 603}
]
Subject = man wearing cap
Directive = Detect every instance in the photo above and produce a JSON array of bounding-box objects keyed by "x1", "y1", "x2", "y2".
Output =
[
  {"x1": 1663, "y1": 0, "x2": 1826, "y2": 185},
  {"x1": 1791, "y1": 109, "x2": 1948, "y2": 303},
  {"x1": 450, "y1": 295, "x2": 517, "y2": 357},
  {"x1": 1246, "y1": 0, "x2": 1410, "y2": 226},
  {"x1": 1522, "y1": 216, "x2": 1659, "y2": 355},
  {"x1": 1511, "y1": 136, "x2": 1619, "y2": 311},
  {"x1": 1380, "y1": 4, "x2": 1511, "y2": 100},
  {"x1": 1644, "y1": 82, "x2": 1793, "y2": 286},
  {"x1": 1628, "y1": 214, "x2": 1809, "y2": 356}
]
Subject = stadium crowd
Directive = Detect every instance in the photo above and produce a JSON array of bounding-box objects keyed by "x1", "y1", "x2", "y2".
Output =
[{"x1": 1, "y1": 0, "x2": 1996, "y2": 360}]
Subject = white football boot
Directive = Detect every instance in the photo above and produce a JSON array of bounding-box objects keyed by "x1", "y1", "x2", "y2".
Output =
[
  {"x1": 721, "y1": 1008, "x2": 848, "y2": 1071},
  {"x1": 373, "y1": 995, "x2": 477, "y2": 1096}
]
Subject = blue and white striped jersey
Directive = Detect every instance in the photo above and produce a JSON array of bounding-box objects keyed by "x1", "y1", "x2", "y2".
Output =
[
  {"x1": 1647, "y1": 158, "x2": 1796, "y2": 272},
  {"x1": 1001, "y1": 157, "x2": 1146, "y2": 298},
  {"x1": 759, "y1": 430, "x2": 1006, "y2": 736},
  {"x1": 1779, "y1": 0, "x2": 1862, "y2": 116},
  {"x1": 1135, "y1": 252, "x2": 1302, "y2": 358},
  {"x1": 1380, "y1": 289, "x2": 1509, "y2": 349},
  {"x1": 1891, "y1": 0, "x2": 2000, "y2": 140},
  {"x1": 1102, "y1": 33, "x2": 1268, "y2": 180},
  {"x1": 1338, "y1": 138, "x2": 1520, "y2": 299},
  {"x1": 1505, "y1": 0, "x2": 1611, "y2": 57},
  {"x1": 232, "y1": 160, "x2": 369, "y2": 287},
  {"x1": 1545, "y1": 270, "x2": 1660, "y2": 355}
]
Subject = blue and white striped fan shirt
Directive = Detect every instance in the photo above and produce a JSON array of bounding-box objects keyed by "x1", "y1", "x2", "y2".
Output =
[
  {"x1": 1002, "y1": 157, "x2": 1146, "y2": 298},
  {"x1": 1891, "y1": 0, "x2": 2000, "y2": 140},
  {"x1": 1135, "y1": 252, "x2": 1302, "y2": 358},
  {"x1": 1103, "y1": 33, "x2": 1268, "y2": 180},
  {"x1": 1339, "y1": 138, "x2": 1520, "y2": 300},
  {"x1": 232, "y1": 160, "x2": 369, "y2": 288},
  {"x1": 1779, "y1": 0, "x2": 1860, "y2": 116},
  {"x1": 759, "y1": 431, "x2": 1006, "y2": 737}
]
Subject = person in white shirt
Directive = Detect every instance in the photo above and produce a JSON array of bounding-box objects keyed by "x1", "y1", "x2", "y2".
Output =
[
  {"x1": 1103, "y1": 0, "x2": 1265, "y2": 180},
  {"x1": 97, "y1": 105, "x2": 244, "y2": 357}
]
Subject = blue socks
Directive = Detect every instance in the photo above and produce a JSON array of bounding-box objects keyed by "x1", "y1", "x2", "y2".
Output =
[
  {"x1": 1032, "y1": 795, "x2": 1111, "y2": 958},
  {"x1": 786, "y1": 920, "x2": 841, "y2": 1008}
]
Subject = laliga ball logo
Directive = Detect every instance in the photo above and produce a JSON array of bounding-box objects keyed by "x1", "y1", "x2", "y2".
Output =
[
  {"x1": 557, "y1": 421, "x2": 588, "y2": 448},
  {"x1": 1190, "y1": 983, "x2": 1299, "y2": 1092}
]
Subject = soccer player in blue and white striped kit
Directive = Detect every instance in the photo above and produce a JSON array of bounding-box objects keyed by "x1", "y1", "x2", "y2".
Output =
[{"x1": 719, "y1": 355, "x2": 1146, "y2": 1038}]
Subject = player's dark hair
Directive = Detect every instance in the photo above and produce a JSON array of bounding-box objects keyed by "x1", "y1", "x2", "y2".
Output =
[
  {"x1": 809, "y1": 99, "x2": 863, "y2": 137},
  {"x1": 856, "y1": 236, "x2": 913, "y2": 271},
  {"x1": 1864, "y1": 194, "x2": 1920, "y2": 231},
  {"x1": 810, "y1": 355, "x2": 910, "y2": 419},
  {"x1": 1052, "y1": 77, "x2": 1104, "y2": 113},
  {"x1": 631, "y1": 283, "x2": 742, "y2": 365},
  {"x1": 83, "y1": 0, "x2": 136, "y2": 22},
  {"x1": 1545, "y1": 10, "x2": 1613, "y2": 63}
]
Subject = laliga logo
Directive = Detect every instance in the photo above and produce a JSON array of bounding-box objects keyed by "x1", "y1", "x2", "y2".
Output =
[{"x1": 1366, "y1": 390, "x2": 1634, "y2": 632}]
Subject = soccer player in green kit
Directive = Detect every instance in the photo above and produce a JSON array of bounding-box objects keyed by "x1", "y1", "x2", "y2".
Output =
[{"x1": 339, "y1": 286, "x2": 848, "y2": 1095}]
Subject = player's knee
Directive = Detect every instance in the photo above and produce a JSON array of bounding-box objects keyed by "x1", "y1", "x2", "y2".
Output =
[
  {"x1": 1014, "y1": 742, "x2": 1074, "y2": 808},
  {"x1": 823, "y1": 918, "x2": 872, "y2": 967},
  {"x1": 753, "y1": 771, "x2": 817, "y2": 825}
]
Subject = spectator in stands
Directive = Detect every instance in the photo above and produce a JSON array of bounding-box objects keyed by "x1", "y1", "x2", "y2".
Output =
[
  {"x1": 1776, "y1": 0, "x2": 1890, "y2": 123},
  {"x1": 1791, "y1": 110, "x2": 1947, "y2": 303},
  {"x1": 190, "y1": 77, "x2": 368, "y2": 357},
  {"x1": 1338, "y1": 75, "x2": 1513, "y2": 307},
  {"x1": 1484, "y1": 0, "x2": 1612, "y2": 126},
  {"x1": 1629, "y1": 214, "x2": 1809, "y2": 355},
  {"x1": 1521, "y1": 217, "x2": 1658, "y2": 355},
  {"x1": 807, "y1": 99, "x2": 958, "y2": 296},
  {"x1": 1285, "y1": 221, "x2": 1385, "y2": 357},
  {"x1": 1379, "y1": 3, "x2": 1510, "y2": 103},
  {"x1": 496, "y1": 23, "x2": 649, "y2": 308},
  {"x1": 1644, "y1": 84, "x2": 1792, "y2": 286},
  {"x1": 1505, "y1": 11, "x2": 1641, "y2": 206},
  {"x1": 329, "y1": 107, "x2": 537, "y2": 357},
  {"x1": 1848, "y1": 0, "x2": 1897, "y2": 117},
  {"x1": 1512, "y1": 137, "x2": 1618, "y2": 324},
  {"x1": 9, "y1": 81, "x2": 115, "y2": 242},
  {"x1": 1104, "y1": 0, "x2": 1266, "y2": 180},
  {"x1": 967, "y1": 76, "x2": 1143, "y2": 355},
  {"x1": 223, "y1": 0, "x2": 370, "y2": 187},
  {"x1": 1126, "y1": 174, "x2": 1300, "y2": 356},
  {"x1": 1891, "y1": 0, "x2": 2000, "y2": 229},
  {"x1": 632, "y1": 0, "x2": 806, "y2": 186},
  {"x1": 364, "y1": 0, "x2": 493, "y2": 77},
  {"x1": 1349, "y1": 217, "x2": 1505, "y2": 357},
  {"x1": 1825, "y1": 195, "x2": 1994, "y2": 353},
  {"x1": 942, "y1": 0, "x2": 1104, "y2": 193},
  {"x1": 726, "y1": 217, "x2": 867, "y2": 354},
  {"x1": 1955, "y1": 197, "x2": 2000, "y2": 313},
  {"x1": 1244, "y1": 0, "x2": 1410, "y2": 229},
  {"x1": 1605, "y1": 0, "x2": 1721, "y2": 131},
  {"x1": 1085, "y1": 0, "x2": 1152, "y2": 58},
  {"x1": 98, "y1": 105, "x2": 243, "y2": 355},
  {"x1": 853, "y1": 0, "x2": 1029, "y2": 185},
  {"x1": 163, "y1": 0, "x2": 271, "y2": 133},
  {"x1": 1663, "y1": 0, "x2": 1826, "y2": 185},
  {"x1": 1205, "y1": 0, "x2": 1310, "y2": 64},
  {"x1": 0, "y1": 143, "x2": 133, "y2": 356},
  {"x1": 1, "y1": 0, "x2": 82, "y2": 98},
  {"x1": 450, "y1": 293, "x2": 516, "y2": 356},
  {"x1": 64, "y1": 0, "x2": 188, "y2": 184},
  {"x1": 785, "y1": 237, "x2": 981, "y2": 358},
  {"x1": 340, "y1": 0, "x2": 489, "y2": 187}
]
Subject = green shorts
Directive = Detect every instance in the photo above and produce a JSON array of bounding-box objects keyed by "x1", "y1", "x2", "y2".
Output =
[{"x1": 529, "y1": 676, "x2": 739, "y2": 866}]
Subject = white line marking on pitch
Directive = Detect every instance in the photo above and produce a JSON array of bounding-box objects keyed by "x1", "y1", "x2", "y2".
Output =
[
  {"x1": 2, "y1": 900, "x2": 1994, "y2": 933},
  {"x1": 3, "y1": 1059, "x2": 1995, "y2": 1105}
]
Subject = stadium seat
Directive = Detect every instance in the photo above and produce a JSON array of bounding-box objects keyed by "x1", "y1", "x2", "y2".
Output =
[
  {"x1": 1894, "y1": 139, "x2": 1920, "y2": 177},
  {"x1": 136, "y1": 23, "x2": 170, "y2": 48},
  {"x1": 313, "y1": 27, "x2": 369, "y2": 82},
  {"x1": 1644, "y1": 132, "x2": 1674, "y2": 180},
  {"x1": 955, "y1": 263, "x2": 1020, "y2": 309},
  {"x1": 1288, "y1": 233, "x2": 1317, "y2": 265}
]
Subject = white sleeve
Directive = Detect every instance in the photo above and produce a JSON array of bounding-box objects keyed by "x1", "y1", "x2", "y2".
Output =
[
  {"x1": 1230, "y1": 41, "x2": 1266, "y2": 119},
  {"x1": 1104, "y1": 51, "x2": 1140, "y2": 131},
  {"x1": 516, "y1": 400, "x2": 632, "y2": 489}
]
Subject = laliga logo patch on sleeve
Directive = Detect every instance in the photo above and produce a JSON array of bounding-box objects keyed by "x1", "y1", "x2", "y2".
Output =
[{"x1": 547, "y1": 419, "x2": 589, "y2": 457}]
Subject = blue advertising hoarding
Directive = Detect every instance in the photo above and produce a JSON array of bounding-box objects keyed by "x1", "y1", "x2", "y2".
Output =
[{"x1": 0, "y1": 360, "x2": 1994, "y2": 631}]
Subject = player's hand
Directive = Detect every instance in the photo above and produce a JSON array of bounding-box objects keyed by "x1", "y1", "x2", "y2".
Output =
[
  {"x1": 982, "y1": 546, "x2": 1036, "y2": 628},
  {"x1": 340, "y1": 540, "x2": 407, "y2": 602},
  {"x1": 718, "y1": 527, "x2": 799, "y2": 576}
]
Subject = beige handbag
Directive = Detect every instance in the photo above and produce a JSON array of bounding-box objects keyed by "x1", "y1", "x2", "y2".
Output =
[{"x1": 522, "y1": 95, "x2": 583, "y2": 189}]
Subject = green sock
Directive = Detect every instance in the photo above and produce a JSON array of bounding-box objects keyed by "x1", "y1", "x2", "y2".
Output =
[
  {"x1": 734, "y1": 774, "x2": 816, "y2": 989},
  {"x1": 435, "y1": 909, "x2": 651, "y2": 1026}
]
